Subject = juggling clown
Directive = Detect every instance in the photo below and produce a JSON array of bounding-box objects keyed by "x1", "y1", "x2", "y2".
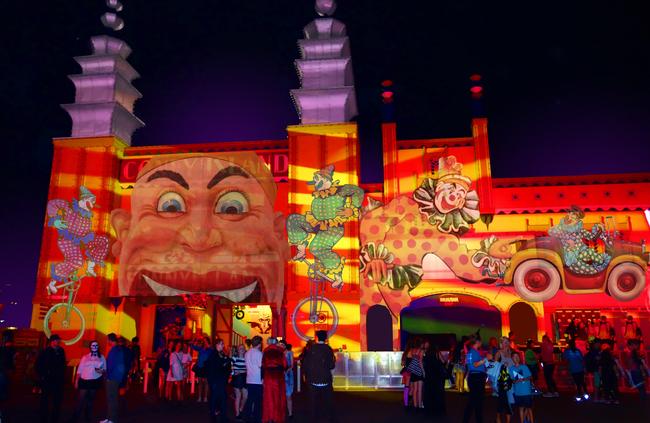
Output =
[{"x1": 287, "y1": 165, "x2": 364, "y2": 289}]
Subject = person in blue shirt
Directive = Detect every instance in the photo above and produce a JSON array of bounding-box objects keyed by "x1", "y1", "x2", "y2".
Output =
[
  {"x1": 463, "y1": 338, "x2": 492, "y2": 423},
  {"x1": 562, "y1": 340, "x2": 588, "y2": 401},
  {"x1": 509, "y1": 353, "x2": 533, "y2": 423},
  {"x1": 101, "y1": 333, "x2": 127, "y2": 423},
  {"x1": 190, "y1": 336, "x2": 212, "y2": 403}
]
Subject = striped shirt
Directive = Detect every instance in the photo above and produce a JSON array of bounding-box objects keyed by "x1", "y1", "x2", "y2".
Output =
[{"x1": 232, "y1": 356, "x2": 246, "y2": 375}]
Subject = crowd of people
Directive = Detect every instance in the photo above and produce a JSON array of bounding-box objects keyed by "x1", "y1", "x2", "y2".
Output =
[
  {"x1": 11, "y1": 329, "x2": 337, "y2": 423},
  {"x1": 1, "y1": 320, "x2": 649, "y2": 423},
  {"x1": 400, "y1": 325, "x2": 649, "y2": 423}
]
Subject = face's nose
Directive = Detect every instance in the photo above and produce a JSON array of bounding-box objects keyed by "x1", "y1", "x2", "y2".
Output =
[{"x1": 179, "y1": 205, "x2": 222, "y2": 252}]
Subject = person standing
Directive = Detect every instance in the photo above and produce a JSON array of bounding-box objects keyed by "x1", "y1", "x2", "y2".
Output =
[
  {"x1": 624, "y1": 340, "x2": 647, "y2": 401},
  {"x1": 562, "y1": 340, "x2": 588, "y2": 402},
  {"x1": 462, "y1": 338, "x2": 490, "y2": 423},
  {"x1": 0, "y1": 333, "x2": 16, "y2": 422},
  {"x1": 509, "y1": 353, "x2": 534, "y2": 423},
  {"x1": 524, "y1": 340, "x2": 539, "y2": 384},
  {"x1": 37, "y1": 334, "x2": 66, "y2": 423},
  {"x1": 166, "y1": 341, "x2": 185, "y2": 402},
  {"x1": 423, "y1": 344, "x2": 447, "y2": 417},
  {"x1": 129, "y1": 337, "x2": 141, "y2": 383},
  {"x1": 70, "y1": 340, "x2": 106, "y2": 422},
  {"x1": 231, "y1": 344, "x2": 248, "y2": 420},
  {"x1": 191, "y1": 336, "x2": 212, "y2": 403},
  {"x1": 101, "y1": 333, "x2": 127, "y2": 423},
  {"x1": 262, "y1": 338, "x2": 287, "y2": 423},
  {"x1": 302, "y1": 330, "x2": 336, "y2": 423},
  {"x1": 155, "y1": 340, "x2": 173, "y2": 398},
  {"x1": 407, "y1": 339, "x2": 425, "y2": 410},
  {"x1": 280, "y1": 342, "x2": 295, "y2": 420},
  {"x1": 244, "y1": 336, "x2": 264, "y2": 423},
  {"x1": 540, "y1": 335, "x2": 559, "y2": 397},
  {"x1": 205, "y1": 338, "x2": 231, "y2": 422}
]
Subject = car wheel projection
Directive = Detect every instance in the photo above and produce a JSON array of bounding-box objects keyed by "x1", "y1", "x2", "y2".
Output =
[
  {"x1": 291, "y1": 296, "x2": 339, "y2": 341},
  {"x1": 513, "y1": 259, "x2": 561, "y2": 302},
  {"x1": 607, "y1": 263, "x2": 646, "y2": 302},
  {"x1": 43, "y1": 303, "x2": 86, "y2": 345}
]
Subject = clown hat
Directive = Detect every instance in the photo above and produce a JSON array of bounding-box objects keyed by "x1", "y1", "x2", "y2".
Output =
[
  {"x1": 79, "y1": 186, "x2": 96, "y2": 200},
  {"x1": 437, "y1": 156, "x2": 471, "y2": 190},
  {"x1": 307, "y1": 165, "x2": 335, "y2": 185},
  {"x1": 315, "y1": 165, "x2": 335, "y2": 180}
]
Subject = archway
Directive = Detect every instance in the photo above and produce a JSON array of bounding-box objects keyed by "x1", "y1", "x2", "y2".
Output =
[
  {"x1": 400, "y1": 294, "x2": 502, "y2": 350},
  {"x1": 509, "y1": 302, "x2": 538, "y2": 342},
  {"x1": 366, "y1": 305, "x2": 393, "y2": 351}
]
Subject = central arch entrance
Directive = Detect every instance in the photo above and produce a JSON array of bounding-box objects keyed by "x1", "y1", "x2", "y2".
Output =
[{"x1": 400, "y1": 294, "x2": 502, "y2": 350}]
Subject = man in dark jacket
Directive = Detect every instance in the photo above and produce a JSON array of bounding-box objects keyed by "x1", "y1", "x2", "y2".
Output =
[
  {"x1": 37, "y1": 334, "x2": 66, "y2": 423},
  {"x1": 302, "y1": 330, "x2": 336, "y2": 423},
  {"x1": 101, "y1": 333, "x2": 127, "y2": 423},
  {"x1": 205, "y1": 338, "x2": 231, "y2": 422}
]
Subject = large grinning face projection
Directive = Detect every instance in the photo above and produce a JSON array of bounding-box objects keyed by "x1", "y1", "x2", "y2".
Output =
[{"x1": 111, "y1": 153, "x2": 288, "y2": 310}]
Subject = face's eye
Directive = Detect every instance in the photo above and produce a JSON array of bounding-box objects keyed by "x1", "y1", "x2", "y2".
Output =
[
  {"x1": 215, "y1": 191, "x2": 249, "y2": 215},
  {"x1": 157, "y1": 192, "x2": 186, "y2": 214}
]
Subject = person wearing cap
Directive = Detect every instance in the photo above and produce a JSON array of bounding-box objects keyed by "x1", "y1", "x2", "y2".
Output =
[
  {"x1": 287, "y1": 165, "x2": 364, "y2": 289},
  {"x1": 261, "y1": 337, "x2": 287, "y2": 423},
  {"x1": 36, "y1": 334, "x2": 66, "y2": 423},
  {"x1": 46, "y1": 186, "x2": 109, "y2": 287},
  {"x1": 301, "y1": 330, "x2": 337, "y2": 423},
  {"x1": 110, "y1": 153, "x2": 289, "y2": 312}
]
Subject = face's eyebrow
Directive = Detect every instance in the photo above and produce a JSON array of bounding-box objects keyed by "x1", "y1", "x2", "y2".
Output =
[
  {"x1": 207, "y1": 166, "x2": 250, "y2": 189},
  {"x1": 146, "y1": 170, "x2": 190, "y2": 190}
]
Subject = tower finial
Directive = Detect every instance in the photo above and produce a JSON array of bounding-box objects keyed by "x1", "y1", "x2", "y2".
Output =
[
  {"x1": 315, "y1": 0, "x2": 337, "y2": 16},
  {"x1": 101, "y1": 0, "x2": 125, "y2": 31},
  {"x1": 290, "y1": 0, "x2": 358, "y2": 124},
  {"x1": 61, "y1": 0, "x2": 144, "y2": 144}
]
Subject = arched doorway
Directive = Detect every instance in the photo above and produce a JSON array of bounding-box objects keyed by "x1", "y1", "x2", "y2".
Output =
[
  {"x1": 366, "y1": 305, "x2": 393, "y2": 351},
  {"x1": 400, "y1": 294, "x2": 502, "y2": 350},
  {"x1": 509, "y1": 302, "x2": 538, "y2": 342}
]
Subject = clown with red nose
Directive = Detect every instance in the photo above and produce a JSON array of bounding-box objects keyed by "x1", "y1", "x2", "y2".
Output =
[{"x1": 46, "y1": 186, "x2": 109, "y2": 289}]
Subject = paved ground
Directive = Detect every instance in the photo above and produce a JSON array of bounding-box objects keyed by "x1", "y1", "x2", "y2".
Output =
[{"x1": 2, "y1": 384, "x2": 650, "y2": 423}]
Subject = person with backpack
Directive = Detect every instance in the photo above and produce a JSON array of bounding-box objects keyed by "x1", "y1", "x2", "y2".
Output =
[
  {"x1": 302, "y1": 330, "x2": 336, "y2": 423},
  {"x1": 494, "y1": 357, "x2": 513, "y2": 423}
]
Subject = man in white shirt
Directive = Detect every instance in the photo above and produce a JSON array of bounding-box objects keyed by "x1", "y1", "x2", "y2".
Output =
[{"x1": 244, "y1": 336, "x2": 263, "y2": 423}]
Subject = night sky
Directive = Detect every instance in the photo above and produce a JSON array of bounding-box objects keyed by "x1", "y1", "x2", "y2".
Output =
[{"x1": 1, "y1": 0, "x2": 649, "y2": 328}]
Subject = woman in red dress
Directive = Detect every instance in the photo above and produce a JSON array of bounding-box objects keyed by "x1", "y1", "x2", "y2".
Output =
[{"x1": 262, "y1": 338, "x2": 287, "y2": 423}]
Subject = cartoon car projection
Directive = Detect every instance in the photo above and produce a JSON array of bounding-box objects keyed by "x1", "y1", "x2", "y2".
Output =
[{"x1": 503, "y1": 235, "x2": 649, "y2": 302}]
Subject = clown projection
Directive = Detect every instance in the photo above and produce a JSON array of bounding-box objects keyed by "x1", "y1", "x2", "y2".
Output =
[
  {"x1": 287, "y1": 165, "x2": 364, "y2": 289},
  {"x1": 46, "y1": 186, "x2": 109, "y2": 290}
]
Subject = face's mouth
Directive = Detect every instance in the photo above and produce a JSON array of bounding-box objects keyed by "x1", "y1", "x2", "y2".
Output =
[
  {"x1": 131, "y1": 268, "x2": 267, "y2": 303},
  {"x1": 438, "y1": 195, "x2": 460, "y2": 212},
  {"x1": 142, "y1": 274, "x2": 260, "y2": 302}
]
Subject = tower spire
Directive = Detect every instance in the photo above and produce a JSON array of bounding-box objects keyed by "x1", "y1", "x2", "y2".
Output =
[
  {"x1": 61, "y1": 0, "x2": 143, "y2": 145},
  {"x1": 290, "y1": 0, "x2": 358, "y2": 124}
]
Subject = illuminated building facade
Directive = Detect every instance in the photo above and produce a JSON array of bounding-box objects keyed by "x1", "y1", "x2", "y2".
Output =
[{"x1": 31, "y1": 0, "x2": 650, "y2": 358}]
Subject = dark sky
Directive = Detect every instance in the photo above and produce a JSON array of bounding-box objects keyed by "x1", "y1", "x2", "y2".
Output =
[{"x1": 1, "y1": 0, "x2": 649, "y2": 328}]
